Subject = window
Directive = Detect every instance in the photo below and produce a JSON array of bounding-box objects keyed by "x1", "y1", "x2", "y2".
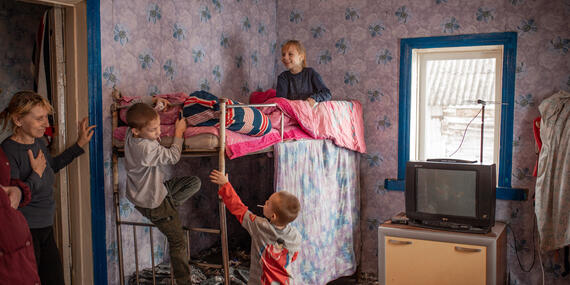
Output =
[
  {"x1": 410, "y1": 46, "x2": 502, "y2": 165},
  {"x1": 385, "y1": 32, "x2": 526, "y2": 200}
]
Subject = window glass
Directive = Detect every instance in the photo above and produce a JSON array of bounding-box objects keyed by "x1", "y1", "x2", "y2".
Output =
[{"x1": 420, "y1": 57, "x2": 498, "y2": 164}]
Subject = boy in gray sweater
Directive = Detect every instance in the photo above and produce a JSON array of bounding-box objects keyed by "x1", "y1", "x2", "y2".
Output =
[
  {"x1": 209, "y1": 169, "x2": 302, "y2": 285},
  {"x1": 125, "y1": 102, "x2": 200, "y2": 285}
]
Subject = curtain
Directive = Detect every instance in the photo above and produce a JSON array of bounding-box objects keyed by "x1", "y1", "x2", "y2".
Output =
[{"x1": 275, "y1": 140, "x2": 360, "y2": 284}]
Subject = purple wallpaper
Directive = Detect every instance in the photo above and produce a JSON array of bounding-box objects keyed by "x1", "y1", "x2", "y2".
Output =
[
  {"x1": 277, "y1": 0, "x2": 569, "y2": 284},
  {"x1": 99, "y1": 0, "x2": 570, "y2": 284}
]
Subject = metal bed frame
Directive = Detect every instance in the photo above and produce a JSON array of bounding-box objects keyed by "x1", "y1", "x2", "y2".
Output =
[{"x1": 111, "y1": 97, "x2": 284, "y2": 285}]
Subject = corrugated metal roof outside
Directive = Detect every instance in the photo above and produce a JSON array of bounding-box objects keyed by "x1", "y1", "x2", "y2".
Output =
[{"x1": 426, "y1": 58, "x2": 496, "y2": 106}]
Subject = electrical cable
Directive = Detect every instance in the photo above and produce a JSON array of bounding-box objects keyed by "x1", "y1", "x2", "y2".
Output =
[
  {"x1": 448, "y1": 106, "x2": 482, "y2": 158},
  {"x1": 502, "y1": 220, "x2": 537, "y2": 273}
]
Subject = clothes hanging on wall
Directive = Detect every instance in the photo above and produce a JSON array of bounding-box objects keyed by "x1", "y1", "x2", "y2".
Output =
[
  {"x1": 33, "y1": 10, "x2": 51, "y2": 100},
  {"x1": 32, "y1": 9, "x2": 54, "y2": 145},
  {"x1": 535, "y1": 90, "x2": 570, "y2": 251},
  {"x1": 532, "y1": 117, "x2": 541, "y2": 177}
]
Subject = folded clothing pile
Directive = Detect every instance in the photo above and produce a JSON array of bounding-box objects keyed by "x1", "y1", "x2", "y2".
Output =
[
  {"x1": 182, "y1": 90, "x2": 271, "y2": 137},
  {"x1": 113, "y1": 91, "x2": 273, "y2": 149}
]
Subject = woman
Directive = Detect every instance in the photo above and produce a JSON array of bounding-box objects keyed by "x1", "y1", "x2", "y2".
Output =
[{"x1": 0, "y1": 91, "x2": 95, "y2": 284}]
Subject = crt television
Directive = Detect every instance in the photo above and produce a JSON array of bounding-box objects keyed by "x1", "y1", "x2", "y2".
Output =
[{"x1": 405, "y1": 161, "x2": 496, "y2": 233}]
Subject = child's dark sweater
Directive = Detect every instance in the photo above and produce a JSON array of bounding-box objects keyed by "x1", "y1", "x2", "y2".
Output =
[{"x1": 276, "y1": 67, "x2": 331, "y2": 102}]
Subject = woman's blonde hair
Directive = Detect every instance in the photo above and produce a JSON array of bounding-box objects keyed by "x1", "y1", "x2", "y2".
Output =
[
  {"x1": 0, "y1": 90, "x2": 53, "y2": 131},
  {"x1": 282, "y1": 40, "x2": 307, "y2": 68}
]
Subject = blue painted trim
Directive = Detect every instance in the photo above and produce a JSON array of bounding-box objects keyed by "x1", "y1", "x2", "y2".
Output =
[
  {"x1": 385, "y1": 179, "x2": 405, "y2": 191},
  {"x1": 496, "y1": 187, "x2": 527, "y2": 201},
  {"x1": 498, "y1": 34, "x2": 517, "y2": 188},
  {"x1": 87, "y1": 0, "x2": 107, "y2": 284},
  {"x1": 391, "y1": 32, "x2": 522, "y2": 200},
  {"x1": 397, "y1": 40, "x2": 412, "y2": 181}
]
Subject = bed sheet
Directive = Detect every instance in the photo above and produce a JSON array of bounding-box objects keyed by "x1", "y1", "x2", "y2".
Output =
[{"x1": 275, "y1": 140, "x2": 360, "y2": 284}]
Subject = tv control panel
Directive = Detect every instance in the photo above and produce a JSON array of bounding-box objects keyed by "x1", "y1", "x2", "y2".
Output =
[
  {"x1": 411, "y1": 219, "x2": 491, "y2": 234},
  {"x1": 426, "y1": 158, "x2": 477, "y2": 163}
]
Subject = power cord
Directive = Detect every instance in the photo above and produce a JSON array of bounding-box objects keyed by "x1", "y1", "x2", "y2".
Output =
[
  {"x1": 448, "y1": 107, "x2": 482, "y2": 158},
  {"x1": 500, "y1": 220, "x2": 537, "y2": 273},
  {"x1": 499, "y1": 216, "x2": 547, "y2": 285}
]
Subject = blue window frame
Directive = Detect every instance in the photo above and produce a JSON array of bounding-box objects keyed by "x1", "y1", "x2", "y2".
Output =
[{"x1": 385, "y1": 32, "x2": 527, "y2": 201}]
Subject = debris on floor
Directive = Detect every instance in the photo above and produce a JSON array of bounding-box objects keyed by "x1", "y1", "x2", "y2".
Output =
[
  {"x1": 127, "y1": 246, "x2": 250, "y2": 285},
  {"x1": 357, "y1": 271, "x2": 380, "y2": 285}
]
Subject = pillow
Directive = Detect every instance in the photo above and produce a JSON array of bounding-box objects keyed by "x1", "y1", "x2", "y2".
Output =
[
  {"x1": 249, "y1": 89, "x2": 276, "y2": 104},
  {"x1": 117, "y1": 93, "x2": 188, "y2": 125}
]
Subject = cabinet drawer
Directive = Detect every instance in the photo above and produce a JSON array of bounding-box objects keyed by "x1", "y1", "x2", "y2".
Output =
[{"x1": 384, "y1": 236, "x2": 486, "y2": 285}]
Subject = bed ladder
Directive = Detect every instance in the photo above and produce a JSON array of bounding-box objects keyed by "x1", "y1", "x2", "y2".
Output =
[{"x1": 111, "y1": 100, "x2": 231, "y2": 285}]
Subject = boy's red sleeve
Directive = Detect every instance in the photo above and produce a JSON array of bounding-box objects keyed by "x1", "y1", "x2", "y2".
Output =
[
  {"x1": 291, "y1": 251, "x2": 299, "y2": 263},
  {"x1": 10, "y1": 179, "x2": 31, "y2": 208},
  {"x1": 218, "y1": 182, "x2": 248, "y2": 224}
]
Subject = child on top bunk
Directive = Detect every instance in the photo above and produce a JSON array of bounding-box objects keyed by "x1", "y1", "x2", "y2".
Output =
[
  {"x1": 209, "y1": 169, "x2": 302, "y2": 285},
  {"x1": 124, "y1": 102, "x2": 201, "y2": 285},
  {"x1": 276, "y1": 39, "x2": 332, "y2": 107}
]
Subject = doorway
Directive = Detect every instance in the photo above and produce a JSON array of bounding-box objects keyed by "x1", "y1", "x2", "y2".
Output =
[{"x1": 0, "y1": 0, "x2": 94, "y2": 283}]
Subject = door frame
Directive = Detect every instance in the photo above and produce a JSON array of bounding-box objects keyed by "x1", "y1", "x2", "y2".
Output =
[
  {"x1": 21, "y1": 0, "x2": 106, "y2": 284},
  {"x1": 85, "y1": 0, "x2": 107, "y2": 284}
]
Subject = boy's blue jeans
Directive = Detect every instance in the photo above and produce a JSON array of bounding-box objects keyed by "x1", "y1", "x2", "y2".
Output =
[{"x1": 135, "y1": 176, "x2": 201, "y2": 285}]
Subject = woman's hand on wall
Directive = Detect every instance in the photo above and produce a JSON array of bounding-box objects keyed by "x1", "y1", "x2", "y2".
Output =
[
  {"x1": 28, "y1": 149, "x2": 46, "y2": 178},
  {"x1": 1, "y1": 185, "x2": 22, "y2": 209},
  {"x1": 77, "y1": 117, "x2": 96, "y2": 147}
]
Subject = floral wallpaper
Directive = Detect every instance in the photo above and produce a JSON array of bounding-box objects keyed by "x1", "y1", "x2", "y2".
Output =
[
  {"x1": 100, "y1": 0, "x2": 278, "y2": 283},
  {"x1": 0, "y1": 0, "x2": 48, "y2": 110},
  {"x1": 277, "y1": 0, "x2": 569, "y2": 284},
  {"x1": 99, "y1": 0, "x2": 570, "y2": 284}
]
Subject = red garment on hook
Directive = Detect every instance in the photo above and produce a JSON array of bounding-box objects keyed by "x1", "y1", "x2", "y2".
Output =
[{"x1": 532, "y1": 117, "x2": 542, "y2": 177}]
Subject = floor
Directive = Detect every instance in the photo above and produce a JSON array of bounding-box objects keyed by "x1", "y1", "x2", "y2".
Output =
[
  {"x1": 327, "y1": 275, "x2": 359, "y2": 284},
  {"x1": 327, "y1": 272, "x2": 379, "y2": 285}
]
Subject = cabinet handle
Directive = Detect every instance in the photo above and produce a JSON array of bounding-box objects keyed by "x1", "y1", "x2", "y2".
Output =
[
  {"x1": 388, "y1": 239, "x2": 412, "y2": 245},
  {"x1": 454, "y1": 246, "x2": 482, "y2": 253}
]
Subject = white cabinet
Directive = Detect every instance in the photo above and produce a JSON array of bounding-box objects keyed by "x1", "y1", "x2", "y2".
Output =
[{"x1": 378, "y1": 222, "x2": 506, "y2": 285}]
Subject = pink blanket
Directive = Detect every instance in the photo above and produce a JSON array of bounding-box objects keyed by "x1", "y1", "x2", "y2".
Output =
[
  {"x1": 262, "y1": 98, "x2": 366, "y2": 153},
  {"x1": 112, "y1": 126, "x2": 282, "y2": 159},
  {"x1": 184, "y1": 126, "x2": 282, "y2": 159}
]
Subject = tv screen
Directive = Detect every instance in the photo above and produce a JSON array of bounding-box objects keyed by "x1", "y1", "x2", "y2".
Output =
[
  {"x1": 415, "y1": 168, "x2": 477, "y2": 217},
  {"x1": 405, "y1": 161, "x2": 496, "y2": 233}
]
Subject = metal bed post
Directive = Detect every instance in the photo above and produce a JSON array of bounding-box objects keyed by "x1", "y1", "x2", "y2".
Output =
[
  {"x1": 149, "y1": 227, "x2": 156, "y2": 284},
  {"x1": 280, "y1": 112, "x2": 284, "y2": 140},
  {"x1": 112, "y1": 103, "x2": 126, "y2": 285},
  {"x1": 218, "y1": 98, "x2": 231, "y2": 285},
  {"x1": 133, "y1": 225, "x2": 140, "y2": 285}
]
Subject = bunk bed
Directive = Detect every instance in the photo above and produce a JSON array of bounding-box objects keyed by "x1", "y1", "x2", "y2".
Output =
[{"x1": 110, "y1": 89, "x2": 366, "y2": 285}]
